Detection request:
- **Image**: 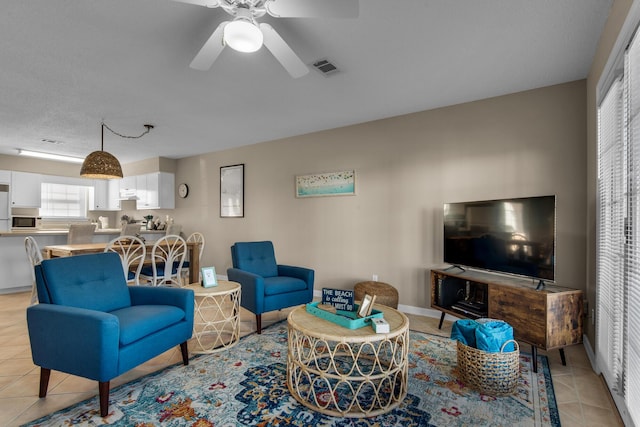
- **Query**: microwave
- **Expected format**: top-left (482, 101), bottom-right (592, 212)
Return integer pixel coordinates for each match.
top-left (12, 216), bottom-right (42, 229)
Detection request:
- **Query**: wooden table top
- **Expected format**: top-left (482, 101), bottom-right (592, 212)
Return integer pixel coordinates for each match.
top-left (287, 303), bottom-right (409, 342)
top-left (42, 240), bottom-right (202, 281)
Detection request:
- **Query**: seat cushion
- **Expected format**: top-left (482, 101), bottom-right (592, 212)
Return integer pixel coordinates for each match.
top-left (264, 276), bottom-right (307, 296)
top-left (140, 263), bottom-right (179, 277)
top-left (110, 305), bottom-right (186, 346)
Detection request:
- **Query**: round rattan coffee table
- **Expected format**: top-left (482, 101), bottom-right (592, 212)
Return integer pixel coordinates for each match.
top-left (287, 304), bottom-right (409, 418)
top-left (186, 281), bottom-right (241, 354)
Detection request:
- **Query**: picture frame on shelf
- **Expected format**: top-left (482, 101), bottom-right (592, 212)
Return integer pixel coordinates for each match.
top-left (220, 164), bottom-right (244, 218)
top-left (201, 266), bottom-right (218, 288)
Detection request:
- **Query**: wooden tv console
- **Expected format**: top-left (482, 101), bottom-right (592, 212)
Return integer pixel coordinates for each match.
top-left (430, 267), bottom-right (584, 372)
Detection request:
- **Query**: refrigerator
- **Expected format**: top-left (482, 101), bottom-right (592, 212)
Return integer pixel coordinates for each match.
top-left (0, 184), bottom-right (8, 231)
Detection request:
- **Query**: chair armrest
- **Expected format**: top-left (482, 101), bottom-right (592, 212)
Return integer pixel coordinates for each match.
top-left (26, 304), bottom-right (120, 381)
top-left (129, 286), bottom-right (194, 311)
top-left (278, 265), bottom-right (315, 288)
top-left (227, 268), bottom-right (265, 313)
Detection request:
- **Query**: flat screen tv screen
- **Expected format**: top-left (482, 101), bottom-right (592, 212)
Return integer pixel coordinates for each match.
top-left (443, 195), bottom-right (555, 281)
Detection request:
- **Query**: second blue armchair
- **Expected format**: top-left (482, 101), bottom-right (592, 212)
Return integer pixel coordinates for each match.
top-left (227, 241), bottom-right (314, 333)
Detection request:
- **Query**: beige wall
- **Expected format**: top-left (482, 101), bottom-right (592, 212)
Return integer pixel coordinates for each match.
top-left (585, 0), bottom-right (633, 346)
top-left (173, 80), bottom-right (587, 309)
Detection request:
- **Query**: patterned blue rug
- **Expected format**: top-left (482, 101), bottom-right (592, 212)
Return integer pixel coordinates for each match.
top-left (23, 322), bottom-right (559, 426)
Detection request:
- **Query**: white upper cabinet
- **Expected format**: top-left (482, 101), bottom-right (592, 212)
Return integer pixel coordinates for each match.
top-left (11, 171), bottom-right (41, 207)
top-left (136, 172), bottom-right (174, 210)
top-left (119, 176), bottom-right (136, 199)
top-left (0, 170), bottom-right (10, 184)
top-left (92, 180), bottom-right (108, 210)
top-left (91, 179), bottom-right (121, 211)
top-left (108, 179), bottom-right (121, 210)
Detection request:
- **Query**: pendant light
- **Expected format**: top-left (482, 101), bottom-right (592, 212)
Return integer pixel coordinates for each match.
top-left (80, 122), bottom-right (153, 180)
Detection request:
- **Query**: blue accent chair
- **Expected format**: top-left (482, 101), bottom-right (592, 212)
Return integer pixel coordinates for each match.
top-left (27, 252), bottom-right (194, 417)
top-left (227, 241), bottom-right (314, 334)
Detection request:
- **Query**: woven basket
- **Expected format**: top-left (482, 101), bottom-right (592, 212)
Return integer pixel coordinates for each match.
top-left (456, 339), bottom-right (520, 396)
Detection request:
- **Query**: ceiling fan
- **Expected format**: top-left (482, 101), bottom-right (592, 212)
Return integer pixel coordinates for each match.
top-left (173, 0), bottom-right (359, 78)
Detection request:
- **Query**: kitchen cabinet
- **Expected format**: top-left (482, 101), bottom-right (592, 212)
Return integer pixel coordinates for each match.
top-left (0, 170), bottom-right (10, 184)
top-left (108, 179), bottom-right (121, 210)
top-left (92, 180), bottom-right (109, 210)
top-left (11, 171), bottom-right (41, 207)
top-left (136, 172), bottom-right (174, 209)
top-left (119, 176), bottom-right (136, 200)
top-left (91, 179), bottom-right (121, 211)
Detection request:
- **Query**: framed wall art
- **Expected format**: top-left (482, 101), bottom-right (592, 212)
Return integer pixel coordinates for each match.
top-left (220, 164), bottom-right (244, 218)
top-left (295, 170), bottom-right (355, 198)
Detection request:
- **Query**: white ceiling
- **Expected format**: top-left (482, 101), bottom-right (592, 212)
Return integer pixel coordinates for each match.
top-left (0, 0), bottom-right (613, 164)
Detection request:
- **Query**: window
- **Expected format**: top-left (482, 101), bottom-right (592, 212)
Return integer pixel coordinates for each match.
top-left (40, 183), bottom-right (92, 219)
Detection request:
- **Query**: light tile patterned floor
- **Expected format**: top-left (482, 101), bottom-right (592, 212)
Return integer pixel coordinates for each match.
top-left (0, 292), bottom-right (623, 426)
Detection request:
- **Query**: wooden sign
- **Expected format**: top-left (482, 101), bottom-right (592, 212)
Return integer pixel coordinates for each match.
top-left (322, 288), bottom-right (354, 311)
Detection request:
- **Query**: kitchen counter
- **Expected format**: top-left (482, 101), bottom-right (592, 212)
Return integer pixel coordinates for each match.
top-left (0, 228), bottom-right (167, 237)
top-left (0, 228), bottom-right (167, 294)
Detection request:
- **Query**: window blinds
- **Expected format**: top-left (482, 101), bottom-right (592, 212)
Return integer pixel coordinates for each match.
top-left (597, 77), bottom-right (625, 396)
top-left (597, 27), bottom-right (640, 425)
top-left (625, 30), bottom-right (640, 424)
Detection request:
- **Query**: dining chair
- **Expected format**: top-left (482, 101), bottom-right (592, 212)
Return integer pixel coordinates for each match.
top-left (121, 223), bottom-right (141, 236)
top-left (165, 223), bottom-right (182, 237)
top-left (104, 236), bottom-right (146, 286)
top-left (24, 236), bottom-right (43, 305)
top-left (180, 232), bottom-right (205, 284)
top-left (139, 235), bottom-right (187, 287)
top-left (67, 223), bottom-right (96, 244)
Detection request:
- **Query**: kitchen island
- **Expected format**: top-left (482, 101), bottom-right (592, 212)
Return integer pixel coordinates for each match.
top-left (0, 228), bottom-right (165, 293)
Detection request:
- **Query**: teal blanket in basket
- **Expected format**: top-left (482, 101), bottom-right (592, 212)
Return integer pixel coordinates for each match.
top-left (450, 319), bottom-right (479, 347)
top-left (451, 319), bottom-right (515, 352)
top-left (476, 320), bottom-right (515, 352)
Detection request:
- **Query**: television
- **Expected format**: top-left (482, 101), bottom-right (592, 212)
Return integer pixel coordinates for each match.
top-left (443, 195), bottom-right (556, 281)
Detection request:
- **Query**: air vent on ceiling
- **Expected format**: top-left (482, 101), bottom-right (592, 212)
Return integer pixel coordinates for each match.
top-left (41, 138), bottom-right (64, 145)
top-left (312, 59), bottom-right (339, 76)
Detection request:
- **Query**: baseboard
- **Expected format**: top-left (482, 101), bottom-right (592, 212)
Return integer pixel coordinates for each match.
top-left (0, 286), bottom-right (30, 295)
top-left (312, 289), bottom-right (458, 323)
top-left (583, 334), bottom-right (597, 372)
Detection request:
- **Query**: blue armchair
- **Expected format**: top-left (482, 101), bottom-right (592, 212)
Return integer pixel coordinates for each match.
top-left (227, 241), bottom-right (314, 334)
top-left (27, 252), bottom-right (194, 417)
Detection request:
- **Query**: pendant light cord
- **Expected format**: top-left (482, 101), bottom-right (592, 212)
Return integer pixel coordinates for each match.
top-left (101, 122), bottom-right (154, 140)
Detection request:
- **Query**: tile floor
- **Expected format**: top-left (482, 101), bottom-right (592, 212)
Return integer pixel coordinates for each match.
top-left (0, 291), bottom-right (623, 426)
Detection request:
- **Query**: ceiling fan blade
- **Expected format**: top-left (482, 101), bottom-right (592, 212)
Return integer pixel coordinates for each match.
top-left (259, 23), bottom-right (309, 79)
top-left (172, 0), bottom-right (220, 7)
top-left (189, 21), bottom-right (229, 71)
top-left (266, 0), bottom-right (358, 18)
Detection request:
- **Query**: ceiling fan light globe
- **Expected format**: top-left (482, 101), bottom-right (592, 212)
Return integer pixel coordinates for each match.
top-left (224, 20), bottom-right (263, 53)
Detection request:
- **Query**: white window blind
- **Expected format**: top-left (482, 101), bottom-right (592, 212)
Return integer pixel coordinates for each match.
top-left (597, 77), bottom-right (625, 395)
top-left (625, 29), bottom-right (640, 424)
top-left (597, 27), bottom-right (640, 426)
top-left (39, 183), bottom-right (92, 218)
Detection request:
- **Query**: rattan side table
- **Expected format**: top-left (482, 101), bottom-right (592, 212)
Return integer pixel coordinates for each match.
top-left (186, 281), bottom-right (241, 354)
top-left (287, 304), bottom-right (409, 418)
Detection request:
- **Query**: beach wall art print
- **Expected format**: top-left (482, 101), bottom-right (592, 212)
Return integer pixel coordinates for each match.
top-left (295, 170), bottom-right (355, 198)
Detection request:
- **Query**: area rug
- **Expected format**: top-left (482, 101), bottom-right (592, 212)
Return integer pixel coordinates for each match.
top-left (23, 322), bottom-right (559, 427)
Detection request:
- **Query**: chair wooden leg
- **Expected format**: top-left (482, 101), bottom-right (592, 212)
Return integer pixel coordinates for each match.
top-left (99, 381), bottom-right (110, 417)
top-left (180, 342), bottom-right (189, 365)
top-left (256, 314), bottom-right (262, 334)
top-left (38, 368), bottom-right (51, 397)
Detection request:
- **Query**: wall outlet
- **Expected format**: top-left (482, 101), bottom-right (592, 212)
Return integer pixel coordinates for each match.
top-left (372, 274), bottom-right (378, 281)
